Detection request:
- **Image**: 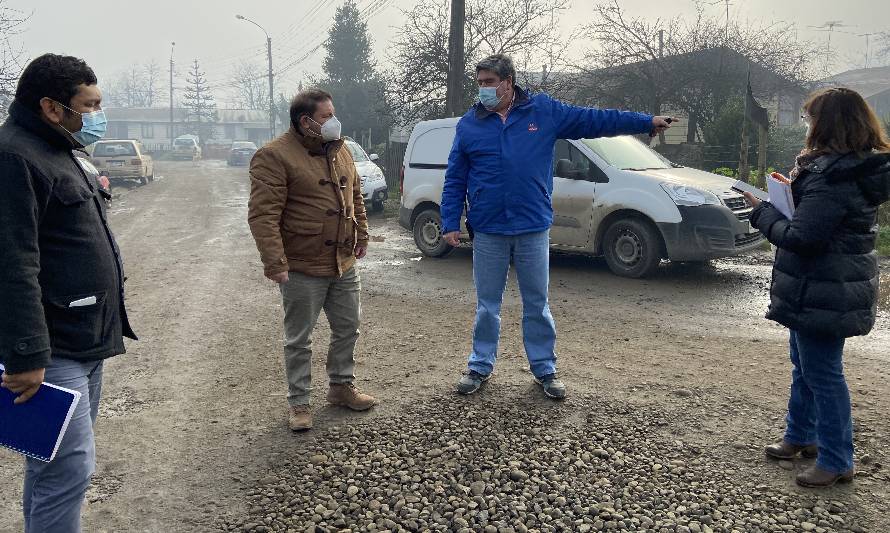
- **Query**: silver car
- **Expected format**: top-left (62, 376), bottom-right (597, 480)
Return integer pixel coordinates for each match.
top-left (345, 139), bottom-right (387, 212)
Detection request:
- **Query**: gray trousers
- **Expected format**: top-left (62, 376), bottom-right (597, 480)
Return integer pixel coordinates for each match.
top-left (279, 267), bottom-right (360, 406)
top-left (24, 358), bottom-right (103, 533)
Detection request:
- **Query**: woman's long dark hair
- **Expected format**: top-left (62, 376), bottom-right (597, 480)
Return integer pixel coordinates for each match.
top-left (804, 87), bottom-right (890, 155)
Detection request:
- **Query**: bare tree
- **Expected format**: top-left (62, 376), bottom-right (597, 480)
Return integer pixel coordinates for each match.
top-left (574, 1), bottom-right (819, 141)
top-left (143, 60), bottom-right (165, 107)
top-left (877, 31), bottom-right (890, 67)
top-left (103, 61), bottom-right (167, 108)
top-left (0, 1), bottom-right (30, 119)
top-left (229, 61), bottom-right (268, 110)
top-left (385, 0), bottom-right (571, 124)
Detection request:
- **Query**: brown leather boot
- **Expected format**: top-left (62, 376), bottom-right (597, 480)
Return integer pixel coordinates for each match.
top-left (796, 465), bottom-right (855, 488)
top-left (327, 383), bottom-right (378, 411)
top-left (764, 440), bottom-right (818, 460)
top-left (288, 405), bottom-right (312, 431)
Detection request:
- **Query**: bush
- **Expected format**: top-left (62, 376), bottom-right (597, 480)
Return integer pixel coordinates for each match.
top-left (877, 224), bottom-right (890, 257)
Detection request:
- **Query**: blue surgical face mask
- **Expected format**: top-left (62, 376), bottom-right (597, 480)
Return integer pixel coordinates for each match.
top-left (478, 80), bottom-right (507, 110)
top-left (54, 101), bottom-right (108, 147)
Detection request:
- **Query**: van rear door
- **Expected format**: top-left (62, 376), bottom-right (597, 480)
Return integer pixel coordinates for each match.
top-left (405, 126), bottom-right (456, 207)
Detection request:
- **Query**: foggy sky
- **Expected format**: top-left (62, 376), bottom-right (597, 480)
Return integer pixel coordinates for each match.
top-left (7, 0), bottom-right (888, 107)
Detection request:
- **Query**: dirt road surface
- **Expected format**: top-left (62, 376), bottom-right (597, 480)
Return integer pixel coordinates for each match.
top-left (1, 160), bottom-right (887, 532)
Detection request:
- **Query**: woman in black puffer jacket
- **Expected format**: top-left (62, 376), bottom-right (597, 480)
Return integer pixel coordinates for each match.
top-left (745, 87), bottom-right (890, 488)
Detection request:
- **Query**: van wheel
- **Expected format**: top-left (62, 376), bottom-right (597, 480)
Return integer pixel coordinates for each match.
top-left (602, 217), bottom-right (662, 278)
top-left (139, 176), bottom-right (148, 185)
top-left (413, 209), bottom-right (453, 257)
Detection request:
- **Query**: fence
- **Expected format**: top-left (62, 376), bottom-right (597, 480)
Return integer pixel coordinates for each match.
top-left (380, 142), bottom-right (408, 195)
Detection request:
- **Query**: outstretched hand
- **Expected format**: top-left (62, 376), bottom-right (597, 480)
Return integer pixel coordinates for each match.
top-left (650, 116), bottom-right (679, 137)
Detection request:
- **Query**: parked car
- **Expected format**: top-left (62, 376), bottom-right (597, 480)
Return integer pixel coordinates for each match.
top-left (75, 156), bottom-right (112, 208)
top-left (399, 117), bottom-right (765, 278)
top-left (90, 139), bottom-right (154, 185)
top-left (227, 141), bottom-right (258, 166)
top-left (345, 138), bottom-right (387, 212)
top-left (171, 135), bottom-right (202, 161)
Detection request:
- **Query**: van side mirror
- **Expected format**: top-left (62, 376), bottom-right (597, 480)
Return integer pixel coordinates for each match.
top-left (369, 153), bottom-right (379, 162)
top-left (587, 164), bottom-right (609, 183)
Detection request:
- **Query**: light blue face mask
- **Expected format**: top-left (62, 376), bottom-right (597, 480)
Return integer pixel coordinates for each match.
top-left (478, 80), bottom-right (507, 110)
top-left (54, 101), bottom-right (108, 147)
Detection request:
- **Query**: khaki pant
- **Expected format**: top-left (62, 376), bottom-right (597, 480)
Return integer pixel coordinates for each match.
top-left (279, 267), bottom-right (360, 406)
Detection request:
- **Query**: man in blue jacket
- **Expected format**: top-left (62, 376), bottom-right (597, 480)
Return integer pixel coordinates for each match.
top-left (443, 54), bottom-right (674, 399)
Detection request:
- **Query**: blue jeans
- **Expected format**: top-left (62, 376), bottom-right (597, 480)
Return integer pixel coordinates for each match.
top-left (784, 330), bottom-right (853, 473)
top-left (23, 358), bottom-right (103, 533)
top-left (468, 230), bottom-right (557, 378)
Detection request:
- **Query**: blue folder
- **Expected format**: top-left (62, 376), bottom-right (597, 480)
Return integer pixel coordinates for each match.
top-left (0, 364), bottom-right (82, 462)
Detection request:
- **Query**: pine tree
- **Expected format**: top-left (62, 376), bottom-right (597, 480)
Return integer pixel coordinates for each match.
top-left (318, 0), bottom-right (391, 147)
top-left (182, 59), bottom-right (217, 143)
top-left (322, 0), bottom-right (374, 85)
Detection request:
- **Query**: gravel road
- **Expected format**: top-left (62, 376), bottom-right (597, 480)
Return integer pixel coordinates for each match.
top-left (1, 160), bottom-right (887, 532)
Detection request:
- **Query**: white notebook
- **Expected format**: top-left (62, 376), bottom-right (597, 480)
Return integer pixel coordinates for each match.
top-left (766, 176), bottom-right (795, 219)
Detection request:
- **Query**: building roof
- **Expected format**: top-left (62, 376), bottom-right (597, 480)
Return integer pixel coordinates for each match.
top-left (818, 65), bottom-right (890, 99)
top-left (583, 47), bottom-right (807, 97)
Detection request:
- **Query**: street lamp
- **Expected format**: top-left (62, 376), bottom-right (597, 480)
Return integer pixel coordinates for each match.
top-left (236, 14), bottom-right (275, 143)
top-left (169, 41), bottom-right (175, 149)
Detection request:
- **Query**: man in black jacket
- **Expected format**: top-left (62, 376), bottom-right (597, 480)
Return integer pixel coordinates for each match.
top-left (0, 54), bottom-right (136, 532)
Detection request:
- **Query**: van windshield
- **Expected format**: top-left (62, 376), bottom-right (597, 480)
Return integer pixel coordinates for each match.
top-left (174, 139), bottom-right (194, 147)
top-left (581, 136), bottom-right (673, 171)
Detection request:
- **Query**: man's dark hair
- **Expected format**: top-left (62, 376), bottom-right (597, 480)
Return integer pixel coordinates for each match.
top-left (475, 54), bottom-right (516, 82)
top-left (15, 53), bottom-right (98, 112)
top-left (289, 89), bottom-right (333, 129)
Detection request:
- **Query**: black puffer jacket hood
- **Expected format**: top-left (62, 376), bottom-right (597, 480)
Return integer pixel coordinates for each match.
top-left (817, 151), bottom-right (890, 207)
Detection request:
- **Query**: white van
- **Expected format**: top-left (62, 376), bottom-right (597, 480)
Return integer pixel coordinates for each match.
top-left (399, 117), bottom-right (765, 278)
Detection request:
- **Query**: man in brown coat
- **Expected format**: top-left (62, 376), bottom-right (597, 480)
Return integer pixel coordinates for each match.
top-left (247, 88), bottom-right (377, 431)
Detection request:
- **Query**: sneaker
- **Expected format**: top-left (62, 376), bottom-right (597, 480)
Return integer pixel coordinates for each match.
top-left (327, 383), bottom-right (378, 411)
top-left (288, 405), bottom-right (312, 431)
top-left (456, 370), bottom-right (491, 395)
top-left (534, 373), bottom-right (566, 399)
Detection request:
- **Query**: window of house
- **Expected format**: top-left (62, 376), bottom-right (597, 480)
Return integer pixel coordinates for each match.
top-left (141, 123), bottom-right (154, 139)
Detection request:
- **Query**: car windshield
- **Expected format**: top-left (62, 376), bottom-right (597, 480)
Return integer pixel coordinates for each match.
top-left (232, 142), bottom-right (256, 150)
top-left (94, 142), bottom-right (137, 157)
top-left (581, 136), bottom-right (673, 171)
top-left (174, 139), bottom-right (194, 147)
top-left (345, 141), bottom-right (369, 162)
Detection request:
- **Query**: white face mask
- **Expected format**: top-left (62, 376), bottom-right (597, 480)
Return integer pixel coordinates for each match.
top-left (308, 116), bottom-right (342, 142)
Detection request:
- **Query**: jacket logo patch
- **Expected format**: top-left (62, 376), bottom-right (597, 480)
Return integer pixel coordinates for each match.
top-left (528, 123), bottom-right (538, 132)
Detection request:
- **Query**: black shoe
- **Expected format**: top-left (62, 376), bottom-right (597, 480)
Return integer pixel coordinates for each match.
top-left (456, 370), bottom-right (490, 395)
top-left (534, 373), bottom-right (566, 399)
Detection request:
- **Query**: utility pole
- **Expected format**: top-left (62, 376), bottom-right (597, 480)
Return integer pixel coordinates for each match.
top-left (266, 35), bottom-right (275, 140)
top-left (738, 69), bottom-right (751, 181)
top-left (237, 14), bottom-right (275, 143)
top-left (169, 42), bottom-right (175, 149)
top-left (859, 32), bottom-right (878, 69)
top-left (656, 29), bottom-right (666, 146)
top-left (445, 0), bottom-right (465, 118)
